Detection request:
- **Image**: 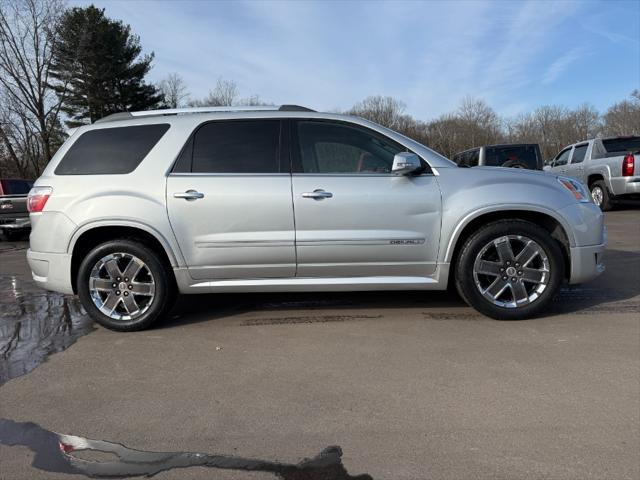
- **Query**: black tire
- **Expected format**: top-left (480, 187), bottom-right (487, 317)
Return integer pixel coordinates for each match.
top-left (77, 239), bottom-right (175, 331)
top-left (590, 180), bottom-right (613, 211)
top-left (455, 220), bottom-right (564, 320)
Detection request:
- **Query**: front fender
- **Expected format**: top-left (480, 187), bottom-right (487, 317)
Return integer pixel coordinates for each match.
top-left (435, 167), bottom-right (580, 263)
top-left (442, 203), bottom-right (578, 263)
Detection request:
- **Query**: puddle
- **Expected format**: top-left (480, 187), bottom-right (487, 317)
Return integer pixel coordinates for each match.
top-left (0, 275), bottom-right (95, 386)
top-left (0, 419), bottom-right (373, 479)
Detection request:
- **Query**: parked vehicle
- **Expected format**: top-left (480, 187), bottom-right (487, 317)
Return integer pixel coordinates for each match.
top-left (0, 178), bottom-right (33, 240)
top-left (545, 136), bottom-right (640, 211)
top-left (452, 144), bottom-right (543, 170)
top-left (27, 106), bottom-right (605, 331)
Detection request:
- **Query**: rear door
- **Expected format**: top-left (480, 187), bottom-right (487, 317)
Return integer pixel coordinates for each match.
top-left (290, 119), bottom-right (441, 278)
top-left (166, 119), bottom-right (296, 280)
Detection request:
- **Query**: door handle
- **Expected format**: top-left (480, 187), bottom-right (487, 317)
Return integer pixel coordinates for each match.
top-left (302, 189), bottom-right (333, 200)
top-left (174, 190), bottom-right (204, 200)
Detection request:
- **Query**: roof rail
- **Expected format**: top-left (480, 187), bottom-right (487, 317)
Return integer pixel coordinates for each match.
top-left (95, 104), bottom-right (315, 123)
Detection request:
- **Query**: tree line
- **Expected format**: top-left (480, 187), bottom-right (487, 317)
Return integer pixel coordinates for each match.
top-left (1, 0), bottom-right (639, 179)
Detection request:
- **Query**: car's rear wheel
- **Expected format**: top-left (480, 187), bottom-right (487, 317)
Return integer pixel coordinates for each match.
top-left (590, 180), bottom-right (613, 211)
top-left (77, 239), bottom-right (175, 331)
top-left (455, 220), bottom-right (564, 320)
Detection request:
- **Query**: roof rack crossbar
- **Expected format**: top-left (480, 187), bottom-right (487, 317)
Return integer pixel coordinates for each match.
top-left (95, 105), bottom-right (316, 123)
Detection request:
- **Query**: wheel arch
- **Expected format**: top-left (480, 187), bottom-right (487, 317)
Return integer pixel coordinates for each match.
top-left (445, 207), bottom-right (573, 282)
top-left (69, 222), bottom-right (179, 294)
top-left (587, 173), bottom-right (605, 188)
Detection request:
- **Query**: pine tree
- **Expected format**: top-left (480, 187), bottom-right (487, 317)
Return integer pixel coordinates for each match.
top-left (50, 5), bottom-right (162, 126)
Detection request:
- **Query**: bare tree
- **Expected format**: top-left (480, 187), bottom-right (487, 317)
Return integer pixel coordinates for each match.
top-left (158, 72), bottom-right (189, 109)
top-left (603, 90), bottom-right (640, 136)
top-left (0, 0), bottom-right (66, 175)
top-left (349, 95), bottom-right (407, 130)
top-left (189, 78), bottom-right (239, 107)
top-left (456, 97), bottom-right (503, 147)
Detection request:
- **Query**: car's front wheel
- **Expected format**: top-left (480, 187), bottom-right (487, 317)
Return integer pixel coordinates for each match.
top-left (77, 239), bottom-right (175, 331)
top-left (455, 220), bottom-right (564, 320)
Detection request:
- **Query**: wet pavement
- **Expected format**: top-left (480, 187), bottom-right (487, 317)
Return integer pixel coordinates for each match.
top-left (0, 274), bottom-right (94, 386)
top-left (0, 209), bottom-right (639, 479)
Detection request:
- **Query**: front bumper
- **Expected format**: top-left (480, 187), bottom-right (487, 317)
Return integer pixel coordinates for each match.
top-left (26, 249), bottom-right (74, 295)
top-left (568, 233), bottom-right (606, 284)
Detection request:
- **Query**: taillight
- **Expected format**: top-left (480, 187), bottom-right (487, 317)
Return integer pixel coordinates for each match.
top-left (27, 186), bottom-right (52, 212)
top-left (622, 154), bottom-right (635, 176)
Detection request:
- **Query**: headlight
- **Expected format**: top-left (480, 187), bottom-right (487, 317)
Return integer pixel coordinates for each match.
top-left (557, 176), bottom-right (592, 203)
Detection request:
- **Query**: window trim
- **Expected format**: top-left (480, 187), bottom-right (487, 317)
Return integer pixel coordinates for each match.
top-left (168, 118), bottom-right (285, 176)
top-left (289, 118), bottom-right (431, 176)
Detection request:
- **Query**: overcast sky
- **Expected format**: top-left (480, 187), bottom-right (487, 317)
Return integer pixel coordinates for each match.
top-left (70, 0), bottom-right (639, 119)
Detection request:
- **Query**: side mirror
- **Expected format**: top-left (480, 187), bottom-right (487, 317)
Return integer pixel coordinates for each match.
top-left (392, 152), bottom-right (422, 175)
top-left (543, 165), bottom-right (552, 172)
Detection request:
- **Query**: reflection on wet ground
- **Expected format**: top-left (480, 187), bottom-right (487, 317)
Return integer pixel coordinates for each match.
top-left (0, 419), bottom-right (373, 480)
top-left (0, 275), bottom-right (94, 386)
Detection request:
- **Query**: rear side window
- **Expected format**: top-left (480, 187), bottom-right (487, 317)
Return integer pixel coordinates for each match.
top-left (571, 144), bottom-right (588, 164)
top-left (0, 179), bottom-right (33, 195)
top-left (601, 137), bottom-right (640, 154)
top-left (485, 145), bottom-right (539, 169)
top-left (55, 124), bottom-right (170, 175)
top-left (182, 120), bottom-right (281, 174)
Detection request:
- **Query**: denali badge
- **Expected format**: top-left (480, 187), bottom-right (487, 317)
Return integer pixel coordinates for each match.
top-left (390, 239), bottom-right (424, 245)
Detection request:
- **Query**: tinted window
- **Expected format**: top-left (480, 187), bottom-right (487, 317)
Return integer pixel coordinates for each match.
top-left (468, 149), bottom-right (479, 166)
top-left (553, 148), bottom-right (572, 167)
top-left (571, 144), bottom-right (588, 164)
top-left (189, 120), bottom-right (280, 173)
top-left (1, 179), bottom-right (33, 195)
top-left (55, 124), bottom-right (170, 175)
top-left (485, 145), bottom-right (539, 169)
top-left (294, 120), bottom-right (404, 174)
top-left (602, 137), bottom-right (640, 154)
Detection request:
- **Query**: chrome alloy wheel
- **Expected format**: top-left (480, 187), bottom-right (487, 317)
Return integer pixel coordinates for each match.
top-left (591, 185), bottom-right (604, 207)
top-left (472, 235), bottom-right (550, 308)
top-left (89, 253), bottom-right (155, 321)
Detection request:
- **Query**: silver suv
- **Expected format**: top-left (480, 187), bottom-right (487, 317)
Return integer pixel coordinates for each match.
top-left (27, 106), bottom-right (606, 331)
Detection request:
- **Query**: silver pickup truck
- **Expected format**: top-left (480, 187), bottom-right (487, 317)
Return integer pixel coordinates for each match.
top-left (545, 136), bottom-right (640, 210)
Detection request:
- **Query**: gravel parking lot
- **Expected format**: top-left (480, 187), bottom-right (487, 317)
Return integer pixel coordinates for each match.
top-left (0, 209), bottom-right (638, 480)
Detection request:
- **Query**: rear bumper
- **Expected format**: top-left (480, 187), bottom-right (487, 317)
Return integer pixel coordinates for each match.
top-left (569, 239), bottom-right (606, 284)
top-left (0, 217), bottom-right (30, 231)
top-left (26, 249), bottom-right (74, 295)
top-left (610, 176), bottom-right (640, 197)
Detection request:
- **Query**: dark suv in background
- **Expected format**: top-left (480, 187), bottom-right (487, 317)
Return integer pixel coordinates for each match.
top-left (452, 144), bottom-right (543, 170)
top-left (0, 178), bottom-right (33, 240)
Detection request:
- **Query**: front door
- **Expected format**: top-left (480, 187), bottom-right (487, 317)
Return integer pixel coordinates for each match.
top-left (166, 119), bottom-right (295, 280)
top-left (290, 119), bottom-right (442, 278)
top-left (549, 146), bottom-right (573, 175)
